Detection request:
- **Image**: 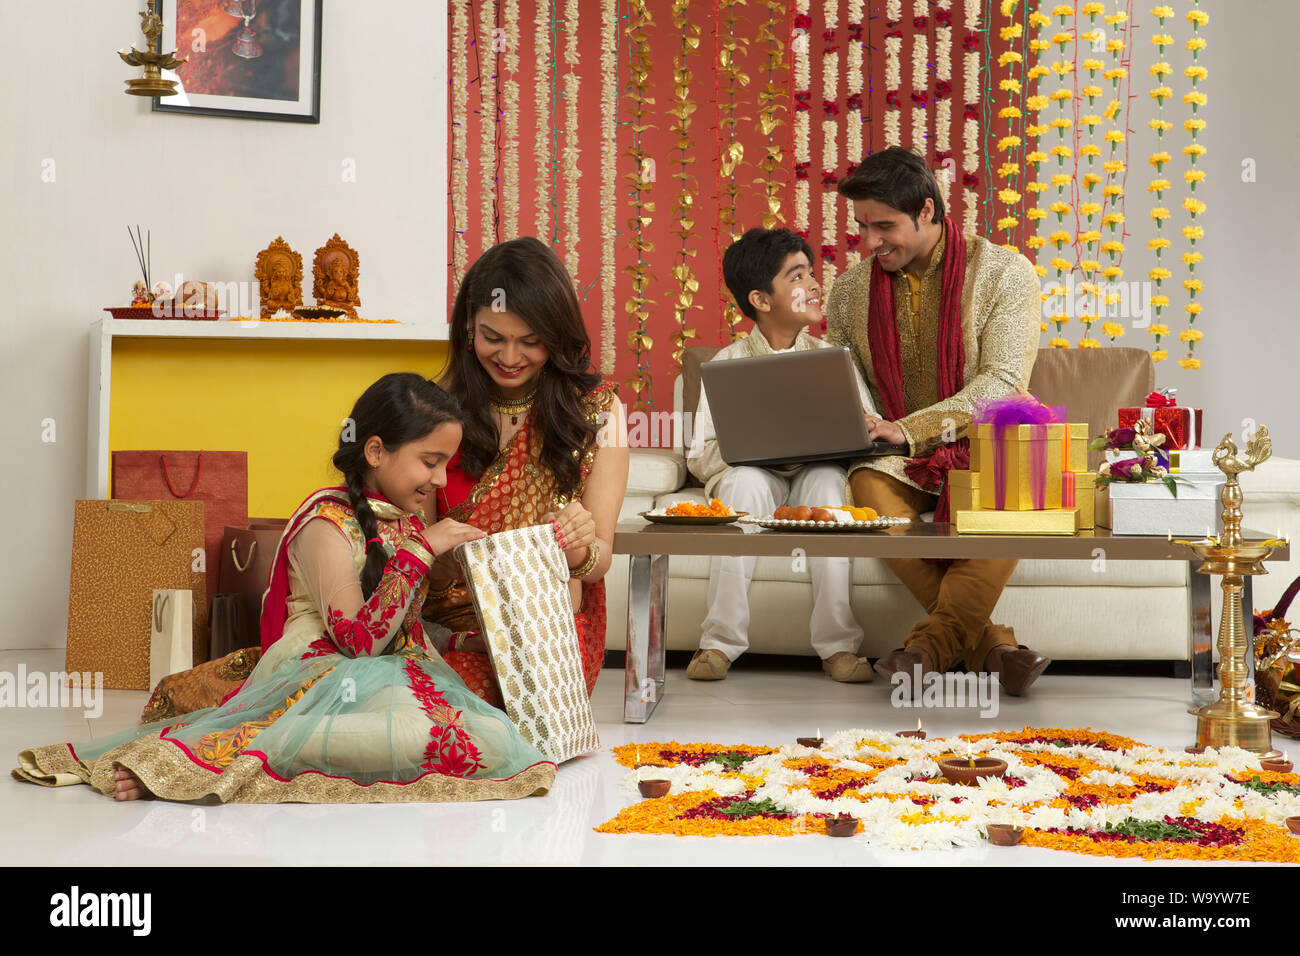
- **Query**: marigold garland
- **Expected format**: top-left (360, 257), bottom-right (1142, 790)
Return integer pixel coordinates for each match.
top-left (821, 0), bottom-right (841, 296)
top-left (533, 0), bottom-right (553, 243)
top-left (1179, 0), bottom-right (1206, 370)
top-left (1147, 4), bottom-right (1173, 362)
top-left (598, 727), bottom-right (1300, 861)
top-left (844, 0), bottom-right (866, 268)
top-left (500, 0), bottom-right (521, 240)
top-left (884, 0), bottom-right (902, 148)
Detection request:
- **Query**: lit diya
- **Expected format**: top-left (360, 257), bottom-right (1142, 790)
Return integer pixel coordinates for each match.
top-left (938, 745), bottom-right (1007, 785)
top-left (898, 718), bottom-right (926, 740)
top-left (797, 728), bottom-right (825, 749)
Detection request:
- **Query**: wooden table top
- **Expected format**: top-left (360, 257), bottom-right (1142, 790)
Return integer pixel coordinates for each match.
top-left (613, 519), bottom-right (1291, 562)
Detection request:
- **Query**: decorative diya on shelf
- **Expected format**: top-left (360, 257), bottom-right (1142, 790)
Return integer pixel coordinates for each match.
top-left (1174, 426), bottom-right (1289, 759)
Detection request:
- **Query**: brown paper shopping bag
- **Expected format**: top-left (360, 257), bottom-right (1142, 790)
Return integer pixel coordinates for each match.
top-left (66, 500), bottom-right (207, 689)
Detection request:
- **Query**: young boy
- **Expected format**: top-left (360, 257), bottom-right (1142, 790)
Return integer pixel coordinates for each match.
top-left (685, 228), bottom-right (877, 682)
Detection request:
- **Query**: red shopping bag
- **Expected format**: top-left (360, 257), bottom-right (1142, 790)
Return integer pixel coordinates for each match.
top-left (111, 451), bottom-right (248, 585)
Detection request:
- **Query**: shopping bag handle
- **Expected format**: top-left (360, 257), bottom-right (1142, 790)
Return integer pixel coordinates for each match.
top-left (153, 592), bottom-right (170, 632)
top-left (161, 452), bottom-right (203, 498)
top-left (230, 537), bottom-right (257, 573)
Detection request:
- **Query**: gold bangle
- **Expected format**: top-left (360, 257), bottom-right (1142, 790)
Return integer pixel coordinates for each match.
top-left (569, 542), bottom-right (600, 579)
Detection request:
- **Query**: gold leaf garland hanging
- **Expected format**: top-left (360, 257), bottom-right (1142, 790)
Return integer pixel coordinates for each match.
top-left (533, 0), bottom-right (552, 242)
top-left (479, 0), bottom-right (498, 246)
top-left (624, 0), bottom-right (656, 410)
top-left (669, 0), bottom-right (702, 372)
top-left (754, 1), bottom-right (790, 234)
top-left (717, 0), bottom-right (751, 342)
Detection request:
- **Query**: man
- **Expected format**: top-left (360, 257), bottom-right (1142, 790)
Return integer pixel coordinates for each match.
top-left (685, 227), bottom-right (876, 682)
top-left (824, 146), bottom-right (1050, 695)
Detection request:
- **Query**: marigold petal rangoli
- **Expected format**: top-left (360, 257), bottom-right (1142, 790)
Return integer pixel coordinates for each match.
top-left (597, 727), bottom-right (1300, 862)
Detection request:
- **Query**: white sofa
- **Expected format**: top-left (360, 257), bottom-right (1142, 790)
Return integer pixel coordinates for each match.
top-left (603, 347), bottom-right (1300, 663)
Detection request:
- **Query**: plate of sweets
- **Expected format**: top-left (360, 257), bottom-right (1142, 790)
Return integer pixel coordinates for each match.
top-left (640, 499), bottom-right (747, 526)
top-left (739, 506), bottom-right (911, 532)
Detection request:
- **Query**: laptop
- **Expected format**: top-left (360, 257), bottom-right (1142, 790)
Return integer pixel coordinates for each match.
top-left (699, 348), bottom-right (910, 468)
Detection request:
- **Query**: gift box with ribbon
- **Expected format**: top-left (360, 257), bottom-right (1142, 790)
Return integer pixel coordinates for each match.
top-left (1117, 388), bottom-right (1203, 451)
top-left (948, 469), bottom-right (980, 513)
top-left (970, 395), bottom-right (1089, 512)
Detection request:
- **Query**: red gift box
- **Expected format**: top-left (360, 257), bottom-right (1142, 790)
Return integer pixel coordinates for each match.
top-left (1117, 390), bottom-right (1202, 450)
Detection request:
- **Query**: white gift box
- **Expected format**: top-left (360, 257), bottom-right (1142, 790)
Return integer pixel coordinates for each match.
top-left (1098, 474), bottom-right (1224, 536)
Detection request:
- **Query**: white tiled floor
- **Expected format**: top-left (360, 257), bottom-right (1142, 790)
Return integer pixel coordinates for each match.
top-left (0, 648), bottom-right (1276, 867)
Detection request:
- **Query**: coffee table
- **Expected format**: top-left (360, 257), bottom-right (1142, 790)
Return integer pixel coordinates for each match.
top-left (613, 520), bottom-right (1290, 723)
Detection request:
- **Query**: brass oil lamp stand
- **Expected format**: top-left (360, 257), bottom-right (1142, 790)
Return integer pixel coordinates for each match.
top-left (117, 0), bottom-right (187, 97)
top-left (1178, 426), bottom-right (1287, 757)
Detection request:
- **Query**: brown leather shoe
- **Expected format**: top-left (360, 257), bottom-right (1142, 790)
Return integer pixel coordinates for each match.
top-left (987, 644), bottom-right (1050, 696)
top-left (685, 648), bottom-right (730, 681)
top-left (873, 647), bottom-right (934, 683)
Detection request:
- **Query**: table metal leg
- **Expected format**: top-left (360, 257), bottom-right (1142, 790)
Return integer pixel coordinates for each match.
top-left (624, 553), bottom-right (669, 723)
top-left (1189, 562), bottom-right (1215, 706)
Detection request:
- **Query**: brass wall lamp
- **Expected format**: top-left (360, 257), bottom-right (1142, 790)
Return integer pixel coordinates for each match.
top-left (117, 0), bottom-right (187, 97)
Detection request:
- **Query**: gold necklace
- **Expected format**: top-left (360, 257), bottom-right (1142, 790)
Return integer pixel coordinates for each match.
top-left (489, 388), bottom-right (537, 426)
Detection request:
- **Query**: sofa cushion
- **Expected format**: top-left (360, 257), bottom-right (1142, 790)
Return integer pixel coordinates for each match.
top-left (627, 448), bottom-right (688, 496)
top-left (682, 344), bottom-right (724, 418)
top-left (1027, 346), bottom-right (1153, 471)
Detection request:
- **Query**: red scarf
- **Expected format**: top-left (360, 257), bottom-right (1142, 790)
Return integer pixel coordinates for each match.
top-left (866, 216), bottom-right (969, 522)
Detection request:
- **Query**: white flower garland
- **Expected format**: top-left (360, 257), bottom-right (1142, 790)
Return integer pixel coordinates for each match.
top-left (451, 1), bottom-right (470, 288)
top-left (845, 0), bottom-right (864, 269)
top-left (935, 0), bottom-right (953, 211)
top-left (911, 0), bottom-right (928, 153)
top-left (962, 0), bottom-right (980, 234)
top-left (501, 0), bottom-right (520, 240)
top-left (599, 0), bottom-right (617, 375)
top-left (533, 0), bottom-right (552, 242)
top-left (620, 730), bottom-right (1300, 852)
top-left (822, 0), bottom-right (838, 292)
top-left (884, 0), bottom-right (901, 148)
top-left (794, 0), bottom-right (811, 236)
top-left (562, 0), bottom-right (580, 282)
top-left (479, 0), bottom-right (497, 246)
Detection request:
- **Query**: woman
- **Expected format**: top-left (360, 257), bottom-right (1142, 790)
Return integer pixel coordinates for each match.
top-left (426, 237), bottom-right (629, 704)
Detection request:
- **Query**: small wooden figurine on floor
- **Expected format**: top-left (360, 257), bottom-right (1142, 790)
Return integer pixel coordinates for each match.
top-left (312, 234), bottom-right (360, 317)
top-left (255, 237), bottom-right (304, 318)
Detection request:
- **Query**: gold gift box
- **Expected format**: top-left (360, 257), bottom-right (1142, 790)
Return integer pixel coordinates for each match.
top-left (1061, 471), bottom-right (1098, 530)
top-left (976, 423), bottom-right (1066, 511)
top-left (955, 507), bottom-right (1079, 535)
top-left (948, 469), bottom-right (980, 512)
top-left (1064, 423), bottom-right (1089, 473)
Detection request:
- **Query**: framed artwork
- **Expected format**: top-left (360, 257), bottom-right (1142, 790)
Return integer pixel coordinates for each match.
top-left (152, 0), bottom-right (322, 123)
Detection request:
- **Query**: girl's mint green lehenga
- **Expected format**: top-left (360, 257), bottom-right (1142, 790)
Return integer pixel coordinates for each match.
top-left (13, 488), bottom-right (555, 802)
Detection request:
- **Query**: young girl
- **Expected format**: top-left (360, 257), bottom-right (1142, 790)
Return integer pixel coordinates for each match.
top-left (15, 374), bottom-right (556, 803)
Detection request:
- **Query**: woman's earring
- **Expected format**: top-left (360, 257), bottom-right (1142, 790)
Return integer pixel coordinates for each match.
top-left (466, 327), bottom-right (475, 352)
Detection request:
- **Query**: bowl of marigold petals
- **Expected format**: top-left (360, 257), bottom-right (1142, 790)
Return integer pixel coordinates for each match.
top-left (641, 499), bottom-right (746, 526)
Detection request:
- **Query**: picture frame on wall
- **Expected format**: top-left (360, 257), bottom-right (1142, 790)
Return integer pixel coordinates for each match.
top-left (152, 0), bottom-right (322, 123)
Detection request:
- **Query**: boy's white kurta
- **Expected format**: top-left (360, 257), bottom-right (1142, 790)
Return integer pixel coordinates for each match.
top-left (685, 327), bottom-right (879, 663)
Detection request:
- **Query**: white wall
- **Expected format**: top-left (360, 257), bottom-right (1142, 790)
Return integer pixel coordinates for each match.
top-left (1, 1), bottom-right (1296, 651)
top-left (0, 0), bottom-right (446, 649)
